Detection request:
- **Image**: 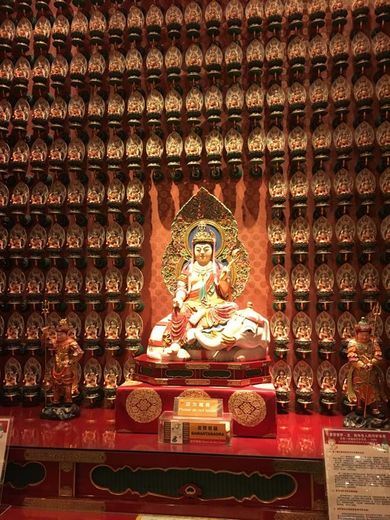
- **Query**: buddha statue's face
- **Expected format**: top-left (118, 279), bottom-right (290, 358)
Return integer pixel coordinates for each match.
top-left (194, 242), bottom-right (213, 266)
top-left (357, 329), bottom-right (370, 342)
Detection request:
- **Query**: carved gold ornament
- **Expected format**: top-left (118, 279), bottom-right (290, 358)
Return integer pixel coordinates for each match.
top-left (179, 389), bottom-right (210, 400)
top-left (228, 391), bottom-right (266, 427)
top-left (126, 389), bottom-right (162, 424)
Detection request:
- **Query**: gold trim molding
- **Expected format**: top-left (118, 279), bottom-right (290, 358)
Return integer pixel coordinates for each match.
top-left (24, 498), bottom-right (105, 511)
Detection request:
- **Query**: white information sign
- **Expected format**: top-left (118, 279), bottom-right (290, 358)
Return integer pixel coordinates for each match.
top-left (0, 418), bottom-right (12, 484)
top-left (323, 428), bottom-right (390, 520)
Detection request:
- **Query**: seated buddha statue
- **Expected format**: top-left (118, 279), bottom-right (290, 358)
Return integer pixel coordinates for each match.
top-left (166, 223), bottom-right (238, 353)
top-left (147, 212), bottom-right (269, 363)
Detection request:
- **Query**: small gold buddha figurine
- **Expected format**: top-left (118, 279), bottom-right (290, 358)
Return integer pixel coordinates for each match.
top-left (274, 369), bottom-right (290, 393)
top-left (4, 367), bottom-right (18, 387)
top-left (318, 322), bottom-right (334, 343)
top-left (6, 322), bottom-right (22, 340)
top-left (104, 370), bottom-right (118, 390)
top-left (362, 271), bottom-right (378, 293)
top-left (26, 325), bottom-right (40, 341)
top-left (341, 322), bottom-right (354, 341)
top-left (345, 317), bottom-right (388, 427)
top-left (46, 278), bottom-right (61, 295)
top-left (126, 320), bottom-right (140, 339)
top-left (84, 370), bottom-right (99, 388)
top-left (126, 275), bottom-right (141, 294)
top-left (295, 322), bottom-right (311, 341)
top-left (274, 320), bottom-right (288, 341)
top-left (320, 371), bottom-right (337, 394)
top-left (297, 374), bottom-right (312, 393)
top-left (85, 278), bottom-right (99, 294)
top-left (84, 322), bottom-right (99, 340)
top-left (24, 368), bottom-right (38, 387)
top-left (105, 320), bottom-right (120, 340)
top-left (339, 271), bottom-right (354, 291)
top-left (8, 276), bottom-right (23, 294)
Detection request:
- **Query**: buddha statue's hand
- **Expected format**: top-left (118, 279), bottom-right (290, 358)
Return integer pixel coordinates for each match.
top-left (219, 265), bottom-right (230, 280)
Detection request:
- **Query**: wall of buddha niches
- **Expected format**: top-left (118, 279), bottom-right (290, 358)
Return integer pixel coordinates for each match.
top-left (0, 0), bottom-right (389, 411)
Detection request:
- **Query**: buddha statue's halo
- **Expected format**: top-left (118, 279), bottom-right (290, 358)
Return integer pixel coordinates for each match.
top-left (161, 187), bottom-right (250, 298)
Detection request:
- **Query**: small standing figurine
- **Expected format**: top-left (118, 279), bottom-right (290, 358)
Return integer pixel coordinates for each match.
top-left (273, 369), bottom-right (291, 408)
top-left (345, 316), bottom-right (388, 428)
top-left (319, 370), bottom-right (337, 410)
top-left (41, 319), bottom-right (84, 420)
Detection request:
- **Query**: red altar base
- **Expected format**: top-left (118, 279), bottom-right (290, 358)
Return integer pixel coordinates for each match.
top-left (115, 381), bottom-right (277, 438)
top-left (135, 355), bottom-right (272, 386)
top-left (0, 505), bottom-right (140, 519)
top-left (0, 405), bottom-right (342, 520)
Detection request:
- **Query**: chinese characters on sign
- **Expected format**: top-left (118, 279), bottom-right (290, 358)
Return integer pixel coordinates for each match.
top-left (323, 429), bottom-right (390, 520)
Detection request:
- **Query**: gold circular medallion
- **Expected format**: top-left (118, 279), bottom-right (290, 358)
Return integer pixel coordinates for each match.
top-left (125, 389), bottom-right (162, 423)
top-left (228, 391), bottom-right (266, 427)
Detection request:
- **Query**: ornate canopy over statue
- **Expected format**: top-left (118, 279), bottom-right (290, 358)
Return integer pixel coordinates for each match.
top-left (146, 188), bottom-right (270, 364)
